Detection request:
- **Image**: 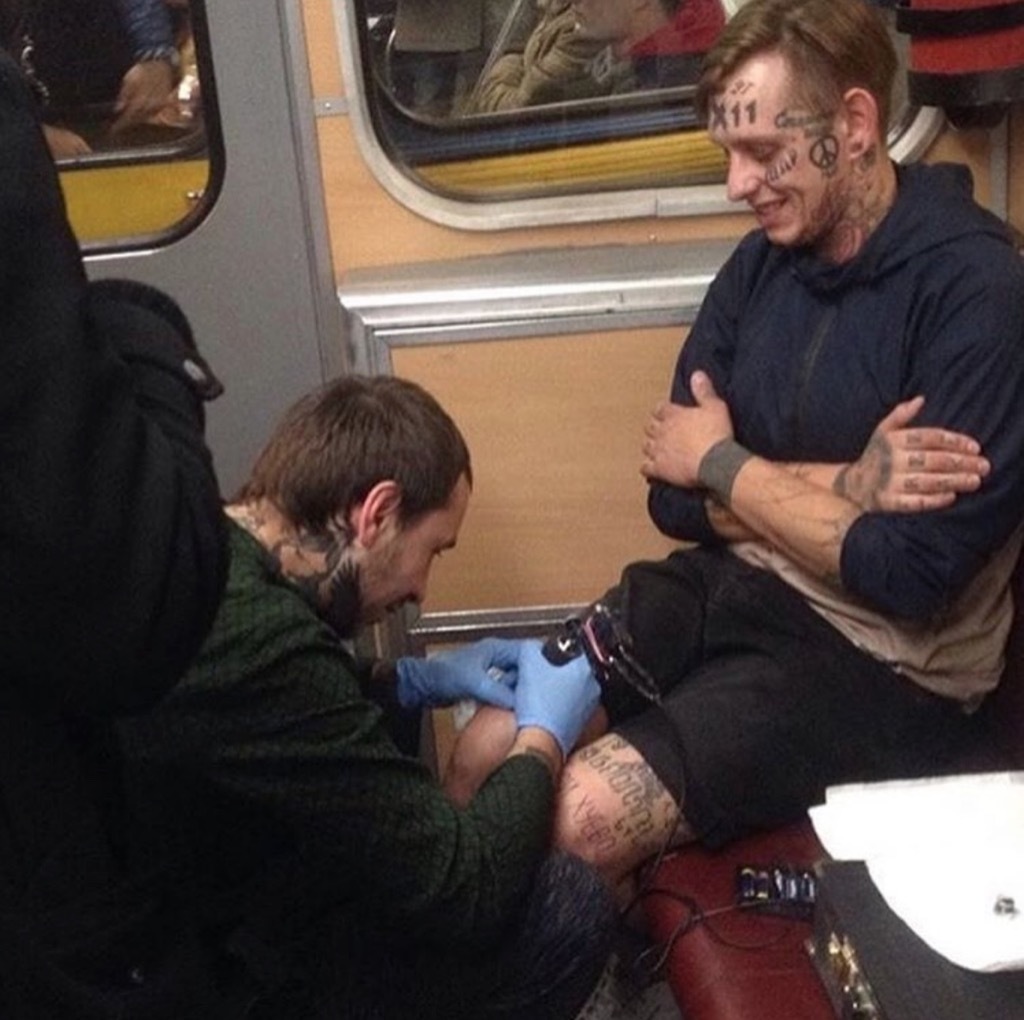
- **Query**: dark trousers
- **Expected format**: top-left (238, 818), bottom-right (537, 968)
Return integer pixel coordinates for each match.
top-left (602, 548), bottom-right (980, 847)
top-left (238, 852), bottom-right (616, 1020)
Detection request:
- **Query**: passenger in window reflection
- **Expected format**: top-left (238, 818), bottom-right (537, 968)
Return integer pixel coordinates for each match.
top-left (463, 0), bottom-right (724, 113)
top-left (573, 0), bottom-right (725, 90)
top-left (0, 0), bottom-right (183, 158)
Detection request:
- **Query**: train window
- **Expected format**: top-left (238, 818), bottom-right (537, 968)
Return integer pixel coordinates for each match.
top-left (340, 0), bottom-right (943, 227)
top-left (2, 0), bottom-right (220, 251)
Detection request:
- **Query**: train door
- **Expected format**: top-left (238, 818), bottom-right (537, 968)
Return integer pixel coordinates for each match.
top-left (61, 0), bottom-right (344, 493)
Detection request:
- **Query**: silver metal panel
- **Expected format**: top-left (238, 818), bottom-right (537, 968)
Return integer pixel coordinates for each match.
top-left (85, 0), bottom-right (344, 495)
top-left (406, 605), bottom-right (585, 654)
top-left (339, 239), bottom-right (734, 374)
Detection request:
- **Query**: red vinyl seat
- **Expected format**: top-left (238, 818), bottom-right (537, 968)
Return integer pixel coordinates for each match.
top-left (642, 822), bottom-right (832, 1020)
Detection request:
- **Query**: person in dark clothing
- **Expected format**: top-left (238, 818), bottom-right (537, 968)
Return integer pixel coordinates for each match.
top-left (116, 374), bottom-right (616, 1020)
top-left (0, 46), bottom-right (230, 1018)
top-left (445, 0), bottom-right (1024, 896)
top-left (0, 48), bottom-right (224, 718)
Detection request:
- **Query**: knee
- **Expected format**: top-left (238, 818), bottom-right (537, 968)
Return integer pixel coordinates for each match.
top-left (442, 705), bottom-right (517, 807)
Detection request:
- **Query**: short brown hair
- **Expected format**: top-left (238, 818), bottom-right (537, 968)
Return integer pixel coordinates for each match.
top-left (696, 0), bottom-right (896, 131)
top-left (236, 374), bottom-right (472, 531)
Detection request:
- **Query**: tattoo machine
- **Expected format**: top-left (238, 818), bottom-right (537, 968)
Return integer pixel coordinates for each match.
top-left (541, 602), bottom-right (662, 706)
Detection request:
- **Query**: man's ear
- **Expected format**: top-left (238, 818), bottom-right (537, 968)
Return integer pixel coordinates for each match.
top-left (347, 480), bottom-right (402, 547)
top-left (841, 87), bottom-right (881, 161)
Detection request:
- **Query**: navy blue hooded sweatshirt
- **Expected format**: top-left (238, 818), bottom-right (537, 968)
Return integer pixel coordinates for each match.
top-left (649, 162), bottom-right (1024, 625)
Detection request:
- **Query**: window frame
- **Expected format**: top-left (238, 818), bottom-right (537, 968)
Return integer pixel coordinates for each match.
top-left (336, 0), bottom-right (945, 231)
top-left (50, 0), bottom-right (224, 255)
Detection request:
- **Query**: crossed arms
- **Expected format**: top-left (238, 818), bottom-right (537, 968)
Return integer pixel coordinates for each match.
top-left (641, 374), bottom-right (989, 590)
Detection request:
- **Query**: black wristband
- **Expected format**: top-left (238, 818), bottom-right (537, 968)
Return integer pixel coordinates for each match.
top-left (697, 438), bottom-right (752, 504)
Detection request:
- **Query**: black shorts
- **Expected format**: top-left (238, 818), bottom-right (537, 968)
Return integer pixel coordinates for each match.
top-left (600, 547), bottom-right (976, 848)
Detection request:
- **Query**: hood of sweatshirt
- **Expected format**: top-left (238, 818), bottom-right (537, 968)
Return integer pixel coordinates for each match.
top-left (787, 161), bottom-right (1016, 296)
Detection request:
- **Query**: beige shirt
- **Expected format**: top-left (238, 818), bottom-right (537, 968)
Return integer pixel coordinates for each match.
top-left (730, 523), bottom-right (1024, 705)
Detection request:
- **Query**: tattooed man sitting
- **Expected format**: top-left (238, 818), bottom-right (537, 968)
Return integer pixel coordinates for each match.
top-left (444, 0), bottom-right (1024, 900)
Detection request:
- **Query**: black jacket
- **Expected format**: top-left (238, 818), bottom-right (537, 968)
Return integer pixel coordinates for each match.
top-left (0, 51), bottom-right (227, 716)
top-left (0, 50), bottom-right (229, 1018)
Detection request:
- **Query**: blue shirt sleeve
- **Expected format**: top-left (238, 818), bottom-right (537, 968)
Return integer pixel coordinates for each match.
top-left (116, 0), bottom-right (176, 59)
top-left (841, 247), bottom-right (1024, 620)
top-left (647, 239), bottom-right (755, 545)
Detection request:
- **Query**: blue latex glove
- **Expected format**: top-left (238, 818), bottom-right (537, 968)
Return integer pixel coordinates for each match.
top-left (395, 637), bottom-right (524, 710)
top-left (514, 640), bottom-right (600, 758)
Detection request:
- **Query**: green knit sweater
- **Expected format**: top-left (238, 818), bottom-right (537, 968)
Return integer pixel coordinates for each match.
top-left (118, 522), bottom-right (555, 956)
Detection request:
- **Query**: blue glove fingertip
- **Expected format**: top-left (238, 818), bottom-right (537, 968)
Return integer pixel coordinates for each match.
top-left (480, 680), bottom-right (516, 710)
top-left (394, 656), bottom-right (425, 710)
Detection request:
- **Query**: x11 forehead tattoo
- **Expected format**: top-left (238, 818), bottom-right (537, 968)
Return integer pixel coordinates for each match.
top-left (711, 77), bottom-right (760, 132)
top-left (711, 97), bottom-right (758, 132)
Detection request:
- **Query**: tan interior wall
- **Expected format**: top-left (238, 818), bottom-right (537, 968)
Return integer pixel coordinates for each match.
top-left (392, 330), bottom-right (683, 614)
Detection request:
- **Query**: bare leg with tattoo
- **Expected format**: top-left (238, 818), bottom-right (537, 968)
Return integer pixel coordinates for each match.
top-left (553, 733), bottom-right (695, 896)
top-left (445, 707), bottom-right (691, 907)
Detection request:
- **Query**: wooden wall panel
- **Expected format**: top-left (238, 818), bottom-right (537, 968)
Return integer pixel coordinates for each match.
top-left (314, 118), bottom-right (752, 274)
top-left (302, 0), bottom-right (342, 98)
top-left (392, 329), bottom-right (684, 613)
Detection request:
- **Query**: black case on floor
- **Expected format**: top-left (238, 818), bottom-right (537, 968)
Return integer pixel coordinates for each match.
top-left (808, 860), bottom-right (1024, 1020)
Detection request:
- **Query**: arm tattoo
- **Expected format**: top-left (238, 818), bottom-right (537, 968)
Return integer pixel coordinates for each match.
top-left (833, 435), bottom-right (893, 510)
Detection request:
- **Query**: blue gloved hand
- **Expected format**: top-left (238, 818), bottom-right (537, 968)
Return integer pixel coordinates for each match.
top-left (395, 637), bottom-right (524, 710)
top-left (514, 640), bottom-right (601, 758)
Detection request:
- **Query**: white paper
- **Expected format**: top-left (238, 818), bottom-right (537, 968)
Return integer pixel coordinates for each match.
top-left (809, 771), bottom-right (1024, 972)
